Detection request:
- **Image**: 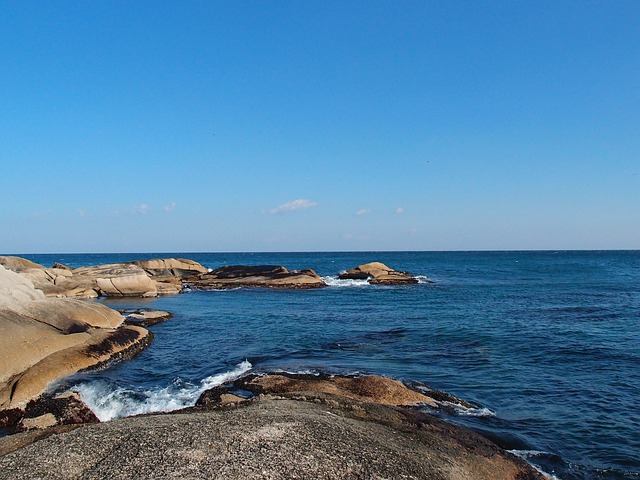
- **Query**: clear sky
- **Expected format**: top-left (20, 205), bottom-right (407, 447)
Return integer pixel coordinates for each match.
top-left (1, 1), bottom-right (638, 253)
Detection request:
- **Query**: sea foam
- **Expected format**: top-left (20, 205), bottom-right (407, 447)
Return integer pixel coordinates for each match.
top-left (74, 360), bottom-right (252, 422)
top-left (322, 276), bottom-right (371, 287)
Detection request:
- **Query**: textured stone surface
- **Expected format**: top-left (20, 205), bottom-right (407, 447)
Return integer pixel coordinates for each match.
top-left (0, 396), bottom-right (545, 480)
top-left (339, 262), bottom-right (419, 285)
top-left (189, 265), bottom-right (327, 290)
top-left (0, 265), bottom-right (151, 413)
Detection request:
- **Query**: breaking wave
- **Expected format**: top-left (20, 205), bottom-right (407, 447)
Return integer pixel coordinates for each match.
top-left (322, 275), bottom-right (371, 287)
top-left (74, 360), bottom-right (252, 422)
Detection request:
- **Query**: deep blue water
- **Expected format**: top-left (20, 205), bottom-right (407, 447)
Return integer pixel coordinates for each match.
top-left (21, 251), bottom-right (640, 480)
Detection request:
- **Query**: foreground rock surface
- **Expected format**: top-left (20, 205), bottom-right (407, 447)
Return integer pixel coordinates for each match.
top-left (188, 265), bottom-right (327, 290)
top-left (0, 394), bottom-right (544, 480)
top-left (339, 261), bottom-right (419, 285)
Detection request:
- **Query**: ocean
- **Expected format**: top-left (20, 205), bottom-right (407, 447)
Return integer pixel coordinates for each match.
top-left (17, 251), bottom-right (640, 480)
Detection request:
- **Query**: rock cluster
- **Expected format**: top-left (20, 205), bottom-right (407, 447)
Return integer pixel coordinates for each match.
top-left (187, 265), bottom-right (327, 290)
top-left (0, 380), bottom-right (545, 480)
top-left (339, 261), bottom-right (419, 285)
top-left (0, 256), bottom-right (208, 299)
top-left (0, 264), bottom-right (151, 427)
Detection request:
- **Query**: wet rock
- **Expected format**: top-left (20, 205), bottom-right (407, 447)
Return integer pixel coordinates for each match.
top-left (339, 262), bottom-right (419, 285)
top-left (15, 392), bottom-right (98, 433)
top-left (0, 265), bottom-right (152, 414)
top-left (189, 265), bottom-right (327, 290)
top-left (122, 309), bottom-right (173, 327)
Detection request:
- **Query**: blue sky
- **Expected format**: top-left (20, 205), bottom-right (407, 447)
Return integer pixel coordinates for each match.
top-left (1, 1), bottom-right (638, 253)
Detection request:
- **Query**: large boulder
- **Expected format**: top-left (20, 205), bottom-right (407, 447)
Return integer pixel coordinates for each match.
top-left (131, 258), bottom-right (208, 279)
top-left (0, 395), bottom-right (545, 480)
top-left (189, 265), bottom-right (327, 290)
top-left (0, 256), bottom-right (45, 270)
top-left (338, 262), bottom-right (418, 285)
top-left (0, 265), bottom-right (151, 416)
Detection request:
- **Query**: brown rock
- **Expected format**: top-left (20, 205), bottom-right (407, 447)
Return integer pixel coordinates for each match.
top-left (122, 309), bottom-right (173, 327)
top-left (190, 265), bottom-right (326, 290)
top-left (15, 392), bottom-right (99, 432)
top-left (0, 256), bottom-right (44, 270)
top-left (339, 261), bottom-right (419, 285)
top-left (0, 265), bottom-right (151, 414)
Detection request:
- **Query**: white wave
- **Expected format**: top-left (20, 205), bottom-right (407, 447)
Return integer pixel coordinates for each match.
top-left (322, 276), bottom-right (371, 287)
top-left (507, 450), bottom-right (561, 480)
top-left (415, 275), bottom-right (433, 284)
top-left (448, 403), bottom-right (496, 417)
top-left (74, 360), bottom-right (252, 422)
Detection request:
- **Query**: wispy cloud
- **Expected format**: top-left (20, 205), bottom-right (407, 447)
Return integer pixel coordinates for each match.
top-left (355, 209), bottom-right (370, 216)
top-left (136, 203), bottom-right (150, 215)
top-left (395, 207), bottom-right (404, 214)
top-left (269, 199), bottom-right (318, 214)
top-left (163, 202), bottom-right (177, 212)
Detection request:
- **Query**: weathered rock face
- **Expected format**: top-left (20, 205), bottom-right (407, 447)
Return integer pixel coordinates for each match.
top-left (0, 256), bottom-right (45, 270)
top-left (0, 265), bottom-right (151, 416)
top-left (189, 265), bottom-right (327, 290)
top-left (339, 261), bottom-right (419, 285)
top-left (0, 256), bottom-right (209, 299)
top-left (132, 258), bottom-right (209, 279)
top-left (15, 392), bottom-right (99, 433)
top-left (0, 395), bottom-right (545, 480)
top-left (121, 309), bottom-right (173, 327)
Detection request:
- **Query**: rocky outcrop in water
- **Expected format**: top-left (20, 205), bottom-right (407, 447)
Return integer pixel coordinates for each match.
top-left (339, 261), bottom-right (419, 285)
top-left (0, 265), bottom-right (151, 423)
top-left (0, 388), bottom-right (544, 479)
top-left (188, 265), bottom-right (327, 290)
top-left (0, 256), bottom-right (209, 298)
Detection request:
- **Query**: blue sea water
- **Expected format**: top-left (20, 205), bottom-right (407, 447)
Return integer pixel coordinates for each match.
top-left (19, 251), bottom-right (640, 480)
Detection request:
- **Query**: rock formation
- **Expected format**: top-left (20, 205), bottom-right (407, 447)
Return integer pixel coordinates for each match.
top-left (0, 265), bottom-right (151, 423)
top-left (188, 265), bottom-right (327, 290)
top-left (339, 261), bottom-right (419, 285)
top-left (0, 256), bottom-right (210, 298)
top-left (0, 389), bottom-right (545, 479)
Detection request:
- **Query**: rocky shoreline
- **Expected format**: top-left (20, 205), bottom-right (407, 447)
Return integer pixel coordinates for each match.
top-left (0, 255), bottom-right (546, 479)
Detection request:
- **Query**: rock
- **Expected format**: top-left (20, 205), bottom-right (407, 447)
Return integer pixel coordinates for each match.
top-left (189, 265), bottom-right (327, 290)
top-left (52, 262), bottom-right (72, 271)
top-left (0, 265), bottom-right (152, 416)
top-left (15, 392), bottom-right (99, 433)
top-left (122, 309), bottom-right (173, 327)
top-left (0, 396), bottom-right (545, 479)
top-left (0, 256), bottom-right (44, 270)
top-left (339, 262), bottom-right (418, 285)
top-left (205, 373), bottom-right (476, 411)
top-left (131, 258), bottom-right (208, 279)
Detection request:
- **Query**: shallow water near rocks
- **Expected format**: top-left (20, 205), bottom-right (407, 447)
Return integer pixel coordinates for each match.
top-left (21, 251), bottom-right (640, 480)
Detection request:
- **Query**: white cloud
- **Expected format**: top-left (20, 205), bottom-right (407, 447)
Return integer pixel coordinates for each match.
top-left (136, 203), bottom-right (150, 215)
top-left (355, 209), bottom-right (370, 216)
top-left (163, 202), bottom-right (177, 212)
top-left (395, 207), bottom-right (404, 214)
top-left (269, 199), bottom-right (318, 214)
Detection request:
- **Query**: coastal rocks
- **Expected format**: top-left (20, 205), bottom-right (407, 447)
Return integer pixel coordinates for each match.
top-left (14, 392), bottom-right (99, 433)
top-left (188, 265), bottom-right (327, 290)
top-left (0, 265), bottom-right (152, 416)
top-left (0, 256), bottom-right (210, 299)
top-left (0, 395), bottom-right (545, 480)
top-left (339, 261), bottom-right (419, 285)
top-left (122, 309), bottom-right (173, 327)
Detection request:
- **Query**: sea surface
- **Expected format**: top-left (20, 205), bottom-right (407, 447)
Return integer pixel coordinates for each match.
top-left (18, 251), bottom-right (640, 480)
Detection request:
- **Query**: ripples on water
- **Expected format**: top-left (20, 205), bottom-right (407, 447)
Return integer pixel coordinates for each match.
top-left (24, 250), bottom-right (640, 480)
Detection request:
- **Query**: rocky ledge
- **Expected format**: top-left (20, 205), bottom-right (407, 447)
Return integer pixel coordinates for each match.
top-left (0, 256), bottom-right (208, 299)
top-left (0, 265), bottom-right (151, 426)
top-left (187, 265), bottom-right (327, 290)
top-left (339, 261), bottom-right (420, 285)
top-left (0, 374), bottom-right (544, 480)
